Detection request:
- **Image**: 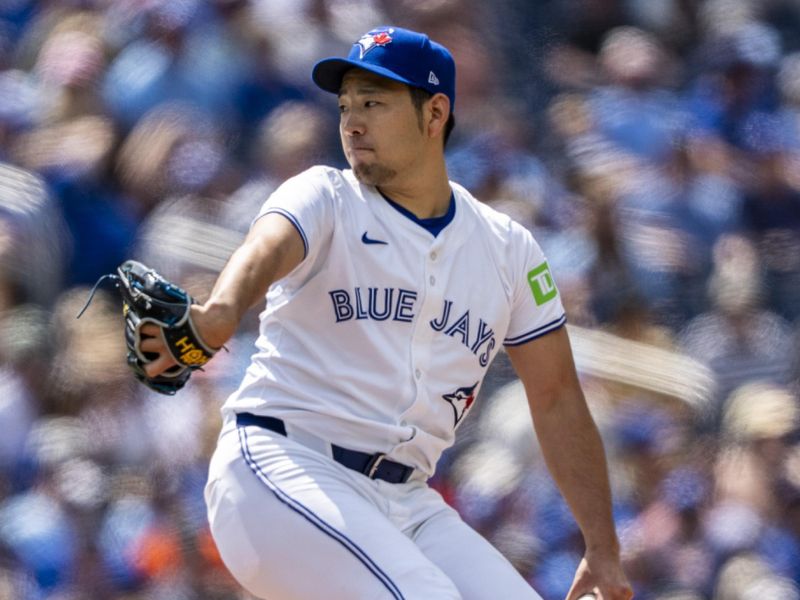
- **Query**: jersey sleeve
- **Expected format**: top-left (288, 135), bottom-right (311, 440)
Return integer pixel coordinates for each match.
top-left (253, 166), bottom-right (334, 263)
top-left (503, 224), bottom-right (567, 346)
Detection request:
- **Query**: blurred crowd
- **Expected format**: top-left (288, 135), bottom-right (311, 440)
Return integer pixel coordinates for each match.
top-left (0, 0), bottom-right (798, 599)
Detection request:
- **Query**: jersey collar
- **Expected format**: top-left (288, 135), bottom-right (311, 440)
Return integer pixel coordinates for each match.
top-left (376, 189), bottom-right (455, 238)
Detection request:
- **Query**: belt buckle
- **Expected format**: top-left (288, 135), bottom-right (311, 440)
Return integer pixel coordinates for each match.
top-left (366, 453), bottom-right (386, 479)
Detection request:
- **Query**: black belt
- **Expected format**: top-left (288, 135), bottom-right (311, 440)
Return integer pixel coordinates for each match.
top-left (236, 412), bottom-right (414, 484)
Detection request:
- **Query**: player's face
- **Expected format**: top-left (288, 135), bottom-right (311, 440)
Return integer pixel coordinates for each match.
top-left (338, 70), bottom-right (426, 186)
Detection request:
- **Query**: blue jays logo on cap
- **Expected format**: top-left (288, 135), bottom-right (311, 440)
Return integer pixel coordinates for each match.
top-left (311, 26), bottom-right (456, 112)
top-left (357, 29), bottom-right (393, 59)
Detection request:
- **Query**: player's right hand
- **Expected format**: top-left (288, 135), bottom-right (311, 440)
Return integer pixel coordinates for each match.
top-left (140, 323), bottom-right (179, 378)
top-left (140, 303), bottom-right (236, 378)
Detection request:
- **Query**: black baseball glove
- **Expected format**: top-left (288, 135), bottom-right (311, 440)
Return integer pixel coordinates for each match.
top-left (78, 260), bottom-right (217, 395)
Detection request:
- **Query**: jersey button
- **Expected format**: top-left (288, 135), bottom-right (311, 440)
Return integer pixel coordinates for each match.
top-left (429, 251), bottom-right (437, 260)
top-left (414, 369), bottom-right (421, 379)
top-left (429, 275), bottom-right (436, 285)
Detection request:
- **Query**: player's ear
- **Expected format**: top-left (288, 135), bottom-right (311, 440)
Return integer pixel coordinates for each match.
top-left (427, 93), bottom-right (450, 142)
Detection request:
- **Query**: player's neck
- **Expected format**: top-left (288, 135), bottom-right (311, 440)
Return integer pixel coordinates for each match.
top-left (376, 157), bottom-right (451, 219)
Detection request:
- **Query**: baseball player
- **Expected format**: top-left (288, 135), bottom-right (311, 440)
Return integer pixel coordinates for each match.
top-left (139, 26), bottom-right (632, 600)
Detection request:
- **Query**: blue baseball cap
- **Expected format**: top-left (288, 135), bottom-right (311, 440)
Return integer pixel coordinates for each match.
top-left (312, 26), bottom-right (456, 112)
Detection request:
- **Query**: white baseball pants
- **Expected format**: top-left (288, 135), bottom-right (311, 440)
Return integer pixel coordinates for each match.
top-left (205, 416), bottom-right (543, 600)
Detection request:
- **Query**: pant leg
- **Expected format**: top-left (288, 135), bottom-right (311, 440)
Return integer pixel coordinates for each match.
top-left (205, 422), bottom-right (462, 600)
top-left (405, 486), bottom-right (542, 600)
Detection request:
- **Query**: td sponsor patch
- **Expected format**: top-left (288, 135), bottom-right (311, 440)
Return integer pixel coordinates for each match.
top-left (527, 261), bottom-right (557, 306)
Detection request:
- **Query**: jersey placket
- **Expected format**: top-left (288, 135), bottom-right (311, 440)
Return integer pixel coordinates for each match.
top-left (397, 236), bottom-right (446, 433)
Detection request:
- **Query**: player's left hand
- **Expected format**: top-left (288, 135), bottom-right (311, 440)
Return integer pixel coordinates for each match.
top-left (565, 552), bottom-right (633, 600)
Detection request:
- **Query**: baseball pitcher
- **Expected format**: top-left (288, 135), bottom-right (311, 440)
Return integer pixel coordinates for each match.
top-left (115, 26), bottom-right (632, 600)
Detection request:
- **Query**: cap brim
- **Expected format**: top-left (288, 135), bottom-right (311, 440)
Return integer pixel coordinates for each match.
top-left (312, 58), bottom-right (415, 94)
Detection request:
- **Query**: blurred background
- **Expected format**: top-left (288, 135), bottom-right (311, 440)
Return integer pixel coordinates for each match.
top-left (0, 0), bottom-right (798, 598)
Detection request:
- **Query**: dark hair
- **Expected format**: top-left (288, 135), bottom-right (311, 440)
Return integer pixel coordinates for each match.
top-left (408, 87), bottom-right (455, 147)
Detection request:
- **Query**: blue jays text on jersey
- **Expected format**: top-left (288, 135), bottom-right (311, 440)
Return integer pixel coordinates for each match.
top-left (329, 287), bottom-right (496, 366)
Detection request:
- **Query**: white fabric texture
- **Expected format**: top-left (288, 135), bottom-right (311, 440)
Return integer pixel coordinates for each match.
top-left (223, 166), bottom-right (565, 476)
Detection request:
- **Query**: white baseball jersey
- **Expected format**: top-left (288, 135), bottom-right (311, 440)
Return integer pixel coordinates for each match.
top-left (222, 166), bottom-right (565, 476)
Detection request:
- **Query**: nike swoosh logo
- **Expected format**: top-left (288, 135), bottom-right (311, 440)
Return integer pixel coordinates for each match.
top-left (361, 232), bottom-right (388, 245)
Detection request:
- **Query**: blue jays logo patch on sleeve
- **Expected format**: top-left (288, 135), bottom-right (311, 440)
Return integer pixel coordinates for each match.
top-left (442, 382), bottom-right (479, 427)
